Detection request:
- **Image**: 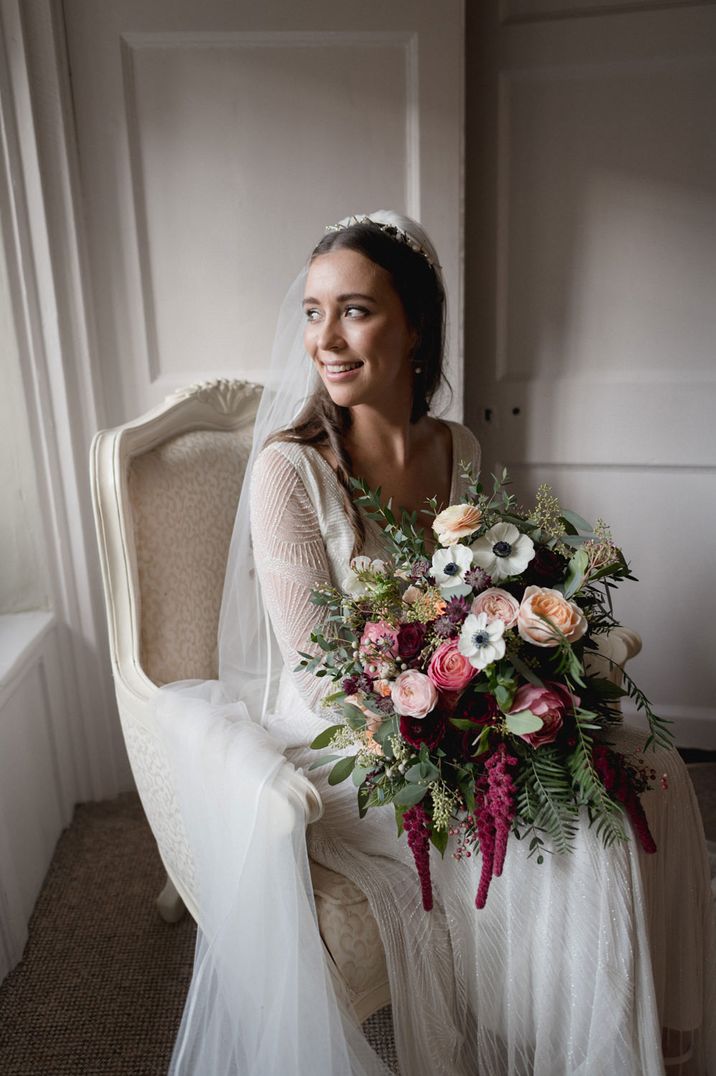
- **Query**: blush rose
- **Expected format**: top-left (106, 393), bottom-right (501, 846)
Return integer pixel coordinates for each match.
top-left (509, 681), bottom-right (579, 748)
top-left (427, 639), bottom-right (477, 694)
top-left (471, 587), bottom-right (520, 630)
top-left (391, 669), bottom-right (438, 719)
top-left (517, 585), bottom-right (588, 647)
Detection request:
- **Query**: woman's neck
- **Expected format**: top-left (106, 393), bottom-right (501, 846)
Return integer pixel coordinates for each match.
top-left (346, 403), bottom-right (420, 473)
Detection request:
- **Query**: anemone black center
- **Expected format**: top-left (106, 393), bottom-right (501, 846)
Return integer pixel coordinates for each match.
top-left (493, 541), bottom-right (512, 558)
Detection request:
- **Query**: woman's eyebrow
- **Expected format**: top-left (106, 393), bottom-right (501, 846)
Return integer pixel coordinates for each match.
top-left (302, 292), bottom-right (376, 305)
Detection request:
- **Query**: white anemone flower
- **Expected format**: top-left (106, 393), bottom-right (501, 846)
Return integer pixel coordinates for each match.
top-left (470, 522), bottom-right (535, 582)
top-left (431, 544), bottom-right (474, 598)
top-left (341, 556), bottom-right (388, 597)
top-left (458, 612), bottom-right (506, 670)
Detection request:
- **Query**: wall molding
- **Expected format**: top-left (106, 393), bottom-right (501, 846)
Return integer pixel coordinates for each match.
top-left (0, 0), bottom-right (129, 799)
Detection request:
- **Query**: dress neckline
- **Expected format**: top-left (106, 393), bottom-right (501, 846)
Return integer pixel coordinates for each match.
top-left (305, 419), bottom-right (461, 549)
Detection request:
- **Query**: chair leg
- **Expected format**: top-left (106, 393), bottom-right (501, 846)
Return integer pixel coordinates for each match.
top-left (156, 874), bottom-right (186, 923)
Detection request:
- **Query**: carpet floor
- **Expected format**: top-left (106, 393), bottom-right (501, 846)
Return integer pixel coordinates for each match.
top-left (0, 763), bottom-right (713, 1075)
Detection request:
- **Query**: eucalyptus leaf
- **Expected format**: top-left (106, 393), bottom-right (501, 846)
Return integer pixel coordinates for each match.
top-left (563, 548), bottom-right (589, 599)
top-left (561, 509), bottom-right (594, 534)
top-left (310, 724), bottom-right (344, 750)
top-left (307, 753), bottom-right (344, 771)
top-left (393, 783), bottom-right (429, 806)
top-left (328, 755), bottom-right (357, 786)
top-left (505, 709), bottom-right (544, 735)
top-left (352, 764), bottom-right (374, 787)
top-left (343, 702), bottom-right (368, 730)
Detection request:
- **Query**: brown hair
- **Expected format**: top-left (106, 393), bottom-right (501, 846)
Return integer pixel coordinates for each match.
top-left (266, 220), bottom-right (448, 554)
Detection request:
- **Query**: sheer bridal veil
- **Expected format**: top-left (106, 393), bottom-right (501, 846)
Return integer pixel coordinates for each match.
top-left (154, 212), bottom-right (440, 1075)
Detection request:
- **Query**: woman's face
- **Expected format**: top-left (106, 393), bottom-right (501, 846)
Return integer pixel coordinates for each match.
top-left (303, 248), bottom-right (416, 411)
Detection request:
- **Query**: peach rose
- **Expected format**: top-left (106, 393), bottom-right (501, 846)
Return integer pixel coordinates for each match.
top-left (373, 678), bottom-right (393, 698)
top-left (433, 503), bottom-right (482, 547)
top-left (471, 587), bottom-right (520, 630)
top-left (517, 585), bottom-right (588, 648)
top-left (427, 639), bottom-right (478, 693)
top-left (391, 670), bottom-right (438, 719)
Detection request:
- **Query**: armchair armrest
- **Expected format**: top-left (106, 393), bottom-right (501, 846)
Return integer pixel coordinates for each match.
top-left (584, 626), bottom-right (642, 688)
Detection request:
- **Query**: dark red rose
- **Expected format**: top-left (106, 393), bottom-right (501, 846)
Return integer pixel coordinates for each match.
top-left (397, 622), bottom-right (426, 662)
top-left (453, 691), bottom-right (500, 759)
top-left (525, 545), bottom-right (568, 586)
top-left (399, 709), bottom-right (447, 750)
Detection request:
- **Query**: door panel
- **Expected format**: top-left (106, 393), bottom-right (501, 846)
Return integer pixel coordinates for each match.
top-left (467, 2), bottom-right (716, 743)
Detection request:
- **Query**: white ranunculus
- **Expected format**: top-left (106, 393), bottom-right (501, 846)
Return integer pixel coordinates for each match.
top-left (470, 522), bottom-right (535, 582)
top-left (458, 612), bottom-right (506, 670)
top-left (341, 556), bottom-right (388, 597)
top-left (431, 544), bottom-right (474, 598)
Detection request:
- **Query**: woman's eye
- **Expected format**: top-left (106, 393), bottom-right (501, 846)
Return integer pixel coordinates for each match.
top-left (345, 305), bottom-right (368, 318)
top-left (304, 308), bottom-right (321, 322)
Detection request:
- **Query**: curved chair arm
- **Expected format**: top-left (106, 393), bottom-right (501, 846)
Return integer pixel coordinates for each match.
top-left (584, 626), bottom-right (642, 687)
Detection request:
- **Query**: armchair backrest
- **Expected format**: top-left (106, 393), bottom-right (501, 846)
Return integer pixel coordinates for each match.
top-left (91, 379), bottom-right (262, 696)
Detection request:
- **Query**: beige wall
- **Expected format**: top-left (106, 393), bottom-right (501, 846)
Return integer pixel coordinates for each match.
top-left (0, 216), bottom-right (49, 613)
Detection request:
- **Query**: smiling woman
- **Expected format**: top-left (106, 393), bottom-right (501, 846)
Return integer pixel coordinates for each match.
top-left (265, 213), bottom-right (452, 557)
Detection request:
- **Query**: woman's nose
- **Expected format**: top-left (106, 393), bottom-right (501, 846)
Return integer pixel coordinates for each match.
top-left (316, 315), bottom-right (345, 352)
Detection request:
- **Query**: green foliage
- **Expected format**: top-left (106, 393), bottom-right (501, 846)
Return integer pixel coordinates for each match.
top-left (515, 746), bottom-right (579, 855)
top-left (328, 755), bottom-right (357, 786)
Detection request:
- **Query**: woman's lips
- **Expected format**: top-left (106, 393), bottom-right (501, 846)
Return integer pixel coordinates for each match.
top-left (321, 360), bottom-right (364, 382)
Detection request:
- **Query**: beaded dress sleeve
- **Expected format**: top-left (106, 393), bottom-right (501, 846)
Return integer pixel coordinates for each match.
top-left (249, 443), bottom-right (336, 713)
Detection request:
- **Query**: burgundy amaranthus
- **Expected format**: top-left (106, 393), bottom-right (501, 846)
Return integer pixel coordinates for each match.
top-left (403, 804), bottom-right (434, 911)
top-left (592, 744), bottom-right (656, 854)
top-left (474, 744), bottom-right (518, 909)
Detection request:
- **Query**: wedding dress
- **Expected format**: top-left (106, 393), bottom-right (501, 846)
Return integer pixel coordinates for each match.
top-left (248, 423), bottom-right (716, 1076)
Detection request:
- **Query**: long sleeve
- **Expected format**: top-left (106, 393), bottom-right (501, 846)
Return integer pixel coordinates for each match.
top-left (249, 445), bottom-right (335, 713)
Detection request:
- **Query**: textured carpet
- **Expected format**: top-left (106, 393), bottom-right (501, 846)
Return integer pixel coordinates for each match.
top-left (0, 765), bottom-right (713, 1075)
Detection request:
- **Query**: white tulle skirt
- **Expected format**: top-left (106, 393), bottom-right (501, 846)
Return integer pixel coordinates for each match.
top-left (158, 680), bottom-right (715, 1076)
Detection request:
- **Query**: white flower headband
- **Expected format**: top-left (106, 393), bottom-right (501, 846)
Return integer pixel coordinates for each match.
top-left (325, 213), bottom-right (441, 273)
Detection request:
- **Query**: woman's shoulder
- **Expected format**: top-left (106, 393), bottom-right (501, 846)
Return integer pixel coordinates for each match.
top-left (253, 438), bottom-right (326, 481)
top-left (251, 439), bottom-right (338, 517)
top-left (434, 418), bottom-right (481, 470)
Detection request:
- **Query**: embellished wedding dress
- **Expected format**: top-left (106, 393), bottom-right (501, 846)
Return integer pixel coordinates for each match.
top-left (249, 420), bottom-right (715, 1076)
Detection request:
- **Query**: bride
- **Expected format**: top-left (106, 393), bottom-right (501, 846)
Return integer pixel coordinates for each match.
top-left (159, 211), bottom-right (714, 1076)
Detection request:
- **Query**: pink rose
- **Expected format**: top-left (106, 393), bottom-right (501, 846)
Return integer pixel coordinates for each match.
top-left (391, 670), bottom-right (438, 719)
top-left (509, 681), bottom-right (579, 748)
top-left (471, 587), bottom-right (520, 630)
top-left (427, 640), bottom-right (477, 694)
top-left (517, 585), bottom-right (588, 648)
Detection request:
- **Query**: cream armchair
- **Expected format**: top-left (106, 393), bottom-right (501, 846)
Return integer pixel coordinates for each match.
top-left (90, 378), bottom-right (389, 1022)
top-left (90, 378), bottom-right (641, 1025)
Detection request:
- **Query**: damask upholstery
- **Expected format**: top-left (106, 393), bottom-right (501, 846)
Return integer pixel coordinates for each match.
top-left (129, 429), bottom-right (251, 685)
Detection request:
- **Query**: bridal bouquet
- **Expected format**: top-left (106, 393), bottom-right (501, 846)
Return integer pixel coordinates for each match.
top-left (299, 467), bottom-right (671, 910)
